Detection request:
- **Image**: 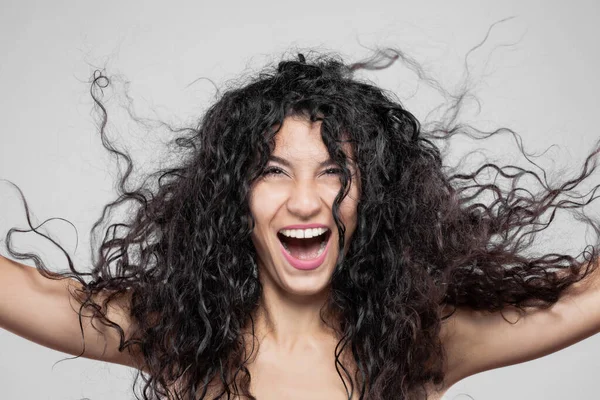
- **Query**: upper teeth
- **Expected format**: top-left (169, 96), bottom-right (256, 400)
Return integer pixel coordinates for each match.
top-left (279, 227), bottom-right (328, 239)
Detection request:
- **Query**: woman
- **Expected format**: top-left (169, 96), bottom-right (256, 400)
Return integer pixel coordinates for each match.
top-left (1, 50), bottom-right (599, 400)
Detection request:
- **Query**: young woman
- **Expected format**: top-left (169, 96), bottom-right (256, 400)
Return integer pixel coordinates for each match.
top-left (1, 50), bottom-right (599, 400)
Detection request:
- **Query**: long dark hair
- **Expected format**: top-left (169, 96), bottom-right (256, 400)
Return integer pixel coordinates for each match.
top-left (4, 47), bottom-right (600, 400)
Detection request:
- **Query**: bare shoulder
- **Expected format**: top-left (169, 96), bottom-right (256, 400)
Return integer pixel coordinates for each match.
top-left (437, 304), bottom-right (474, 388)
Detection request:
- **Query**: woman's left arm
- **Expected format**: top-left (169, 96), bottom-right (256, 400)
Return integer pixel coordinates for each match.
top-left (440, 258), bottom-right (600, 388)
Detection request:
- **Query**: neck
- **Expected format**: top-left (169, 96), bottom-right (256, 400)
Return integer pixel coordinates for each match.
top-left (251, 275), bottom-right (338, 354)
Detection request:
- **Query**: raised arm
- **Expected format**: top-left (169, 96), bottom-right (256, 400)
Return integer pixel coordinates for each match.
top-left (440, 258), bottom-right (600, 388)
top-left (0, 255), bottom-right (143, 370)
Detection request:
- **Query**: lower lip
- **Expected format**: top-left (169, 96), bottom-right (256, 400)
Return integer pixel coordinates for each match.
top-left (279, 234), bottom-right (331, 270)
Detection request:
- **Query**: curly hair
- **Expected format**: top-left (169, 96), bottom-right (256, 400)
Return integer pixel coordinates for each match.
top-left (5, 48), bottom-right (600, 400)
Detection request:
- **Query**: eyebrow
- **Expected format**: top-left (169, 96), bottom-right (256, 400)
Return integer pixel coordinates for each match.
top-left (268, 155), bottom-right (337, 168)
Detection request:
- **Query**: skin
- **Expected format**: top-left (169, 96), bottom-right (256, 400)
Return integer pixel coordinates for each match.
top-left (2, 116), bottom-right (600, 399)
top-left (248, 115), bottom-right (359, 354)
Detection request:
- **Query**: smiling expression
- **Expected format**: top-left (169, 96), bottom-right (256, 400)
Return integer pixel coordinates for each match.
top-left (249, 116), bottom-right (359, 296)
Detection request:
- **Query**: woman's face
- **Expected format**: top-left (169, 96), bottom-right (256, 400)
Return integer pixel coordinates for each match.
top-left (249, 116), bottom-right (359, 296)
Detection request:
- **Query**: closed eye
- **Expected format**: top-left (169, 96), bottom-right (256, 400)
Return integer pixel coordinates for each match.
top-left (262, 166), bottom-right (344, 177)
top-left (323, 168), bottom-right (343, 175)
top-left (262, 166), bottom-right (286, 176)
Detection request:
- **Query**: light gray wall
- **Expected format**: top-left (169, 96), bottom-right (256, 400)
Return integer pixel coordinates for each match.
top-left (1, 0), bottom-right (599, 399)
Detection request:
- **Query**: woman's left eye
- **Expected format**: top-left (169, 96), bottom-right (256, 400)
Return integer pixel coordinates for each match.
top-left (323, 168), bottom-right (343, 175)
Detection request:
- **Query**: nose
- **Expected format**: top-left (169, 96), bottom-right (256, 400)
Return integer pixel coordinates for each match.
top-left (286, 179), bottom-right (322, 219)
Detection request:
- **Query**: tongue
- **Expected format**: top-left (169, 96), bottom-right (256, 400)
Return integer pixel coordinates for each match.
top-left (281, 236), bottom-right (323, 260)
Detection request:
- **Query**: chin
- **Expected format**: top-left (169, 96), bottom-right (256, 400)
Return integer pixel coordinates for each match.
top-left (280, 272), bottom-right (333, 297)
top-left (261, 254), bottom-right (337, 298)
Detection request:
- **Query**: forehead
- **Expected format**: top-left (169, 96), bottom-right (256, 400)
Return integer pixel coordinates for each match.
top-left (271, 116), bottom-right (352, 161)
top-left (272, 116), bottom-right (324, 154)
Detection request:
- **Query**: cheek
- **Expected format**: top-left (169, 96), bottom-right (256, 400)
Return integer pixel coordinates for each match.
top-left (335, 188), bottom-right (358, 231)
top-left (340, 200), bottom-right (358, 230)
top-left (341, 180), bottom-right (360, 220)
top-left (250, 220), bottom-right (271, 263)
top-left (249, 182), bottom-right (290, 218)
top-left (249, 184), bottom-right (277, 224)
top-left (248, 183), bottom-right (286, 251)
top-left (318, 180), bottom-right (342, 203)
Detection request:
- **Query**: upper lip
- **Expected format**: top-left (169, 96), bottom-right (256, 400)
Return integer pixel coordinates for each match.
top-left (279, 223), bottom-right (330, 231)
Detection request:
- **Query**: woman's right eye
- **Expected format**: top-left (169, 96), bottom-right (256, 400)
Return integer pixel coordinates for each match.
top-left (262, 167), bottom-right (285, 176)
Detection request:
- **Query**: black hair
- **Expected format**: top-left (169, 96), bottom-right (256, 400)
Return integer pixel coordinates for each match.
top-left (4, 47), bottom-right (600, 400)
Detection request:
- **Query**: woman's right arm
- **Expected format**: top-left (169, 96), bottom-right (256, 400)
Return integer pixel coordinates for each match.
top-left (0, 255), bottom-right (144, 370)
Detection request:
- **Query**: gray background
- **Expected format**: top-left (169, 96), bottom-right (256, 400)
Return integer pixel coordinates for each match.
top-left (1, 0), bottom-right (600, 399)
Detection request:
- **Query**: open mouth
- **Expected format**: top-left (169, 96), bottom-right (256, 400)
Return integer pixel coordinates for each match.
top-left (277, 227), bottom-right (332, 260)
